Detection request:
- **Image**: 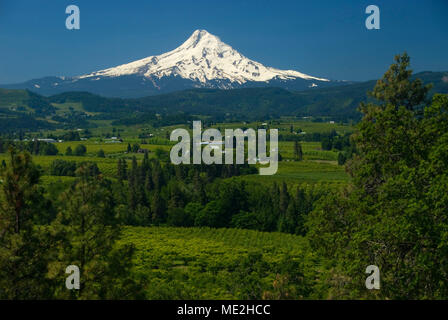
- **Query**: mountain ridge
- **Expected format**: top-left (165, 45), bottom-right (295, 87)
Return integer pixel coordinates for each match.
top-left (1, 29), bottom-right (344, 98)
top-left (1, 71), bottom-right (447, 133)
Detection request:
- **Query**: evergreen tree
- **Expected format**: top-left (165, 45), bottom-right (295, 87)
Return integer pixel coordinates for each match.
top-left (151, 160), bottom-right (164, 191)
top-left (74, 144), bottom-right (87, 156)
top-left (0, 149), bottom-right (53, 299)
top-left (50, 164), bottom-right (142, 299)
top-left (307, 53), bottom-right (448, 299)
top-left (117, 159), bottom-right (123, 181)
top-left (337, 152), bottom-right (347, 166)
top-left (293, 186), bottom-right (307, 235)
top-left (118, 158), bottom-right (128, 181)
top-left (279, 182), bottom-right (290, 215)
top-left (151, 191), bottom-right (165, 224)
top-left (128, 157), bottom-right (140, 211)
top-left (294, 140), bottom-right (303, 161)
top-left (97, 149), bottom-right (105, 158)
top-left (192, 171), bottom-right (207, 205)
top-left (370, 52), bottom-right (432, 110)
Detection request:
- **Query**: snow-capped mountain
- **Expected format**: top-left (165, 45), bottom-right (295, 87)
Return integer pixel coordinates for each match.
top-left (3, 29), bottom-right (340, 98)
top-left (79, 29), bottom-right (329, 85)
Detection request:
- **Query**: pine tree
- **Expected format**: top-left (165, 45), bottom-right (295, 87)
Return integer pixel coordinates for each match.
top-left (121, 158), bottom-right (128, 180)
top-left (97, 149), bottom-right (105, 158)
top-left (130, 156), bottom-right (138, 183)
top-left (50, 165), bottom-right (142, 299)
top-left (279, 182), bottom-right (290, 214)
top-left (293, 186), bottom-right (307, 235)
top-left (140, 151), bottom-right (150, 186)
top-left (0, 148), bottom-right (54, 299)
top-left (193, 171), bottom-right (207, 205)
top-left (337, 152), bottom-right (347, 166)
top-left (294, 140), bottom-right (303, 161)
top-left (307, 53), bottom-right (448, 299)
top-left (151, 191), bottom-right (165, 224)
top-left (128, 157), bottom-right (139, 210)
top-left (142, 151), bottom-right (150, 172)
top-left (117, 158), bottom-right (128, 182)
top-left (117, 159), bottom-right (123, 181)
top-left (370, 52), bottom-right (432, 110)
top-left (144, 171), bottom-right (153, 192)
top-left (151, 160), bottom-right (164, 191)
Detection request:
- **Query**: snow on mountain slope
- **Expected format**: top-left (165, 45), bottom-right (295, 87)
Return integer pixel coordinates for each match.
top-left (78, 29), bottom-right (329, 85)
top-left (3, 29), bottom-right (340, 97)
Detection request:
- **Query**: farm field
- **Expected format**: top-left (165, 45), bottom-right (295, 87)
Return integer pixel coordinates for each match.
top-left (119, 226), bottom-right (315, 299)
top-left (0, 137), bottom-right (349, 184)
top-left (54, 140), bottom-right (172, 155)
top-left (0, 154), bottom-right (119, 178)
top-left (244, 160), bottom-right (348, 186)
top-left (211, 119), bottom-right (353, 135)
top-left (0, 155), bottom-right (347, 185)
top-left (278, 141), bottom-right (338, 161)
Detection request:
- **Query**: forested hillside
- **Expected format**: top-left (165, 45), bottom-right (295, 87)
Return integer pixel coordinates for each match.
top-left (1, 71), bottom-right (446, 132)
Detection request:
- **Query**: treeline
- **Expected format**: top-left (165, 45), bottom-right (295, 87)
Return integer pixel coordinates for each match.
top-left (320, 131), bottom-right (356, 165)
top-left (279, 130), bottom-right (348, 143)
top-left (45, 149), bottom-right (316, 235)
top-left (0, 115), bottom-right (55, 133)
top-left (112, 111), bottom-right (196, 127)
top-left (114, 153), bottom-right (317, 233)
top-left (27, 90), bottom-right (56, 116)
top-left (50, 159), bottom-right (100, 176)
top-left (0, 139), bottom-right (58, 155)
top-left (48, 91), bottom-right (127, 113)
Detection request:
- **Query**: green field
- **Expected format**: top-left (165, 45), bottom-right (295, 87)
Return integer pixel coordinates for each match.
top-left (55, 140), bottom-right (171, 155)
top-left (0, 136), bottom-right (349, 185)
top-left (0, 154), bottom-right (119, 177)
top-left (245, 160), bottom-right (348, 186)
top-left (119, 226), bottom-right (315, 299)
top-left (210, 119), bottom-right (353, 135)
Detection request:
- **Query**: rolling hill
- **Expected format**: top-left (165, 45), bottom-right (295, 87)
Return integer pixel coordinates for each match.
top-left (0, 70), bottom-right (447, 132)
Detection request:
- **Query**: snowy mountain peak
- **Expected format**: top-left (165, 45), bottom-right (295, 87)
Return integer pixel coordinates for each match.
top-left (78, 29), bottom-right (329, 85)
top-left (183, 29), bottom-right (219, 46)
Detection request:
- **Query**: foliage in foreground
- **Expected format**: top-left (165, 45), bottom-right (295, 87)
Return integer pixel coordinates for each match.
top-left (0, 151), bottom-right (142, 299)
top-left (307, 53), bottom-right (448, 299)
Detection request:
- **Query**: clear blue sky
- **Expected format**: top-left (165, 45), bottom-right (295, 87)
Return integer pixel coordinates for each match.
top-left (0, 0), bottom-right (446, 83)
